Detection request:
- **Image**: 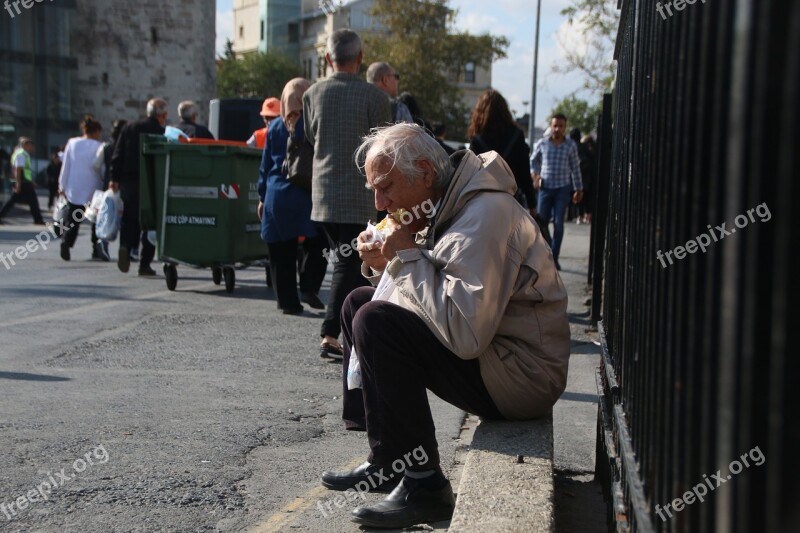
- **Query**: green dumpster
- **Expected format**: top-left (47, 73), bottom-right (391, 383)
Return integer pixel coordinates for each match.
top-left (139, 135), bottom-right (265, 292)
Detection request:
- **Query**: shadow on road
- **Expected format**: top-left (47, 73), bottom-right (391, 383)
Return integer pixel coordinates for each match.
top-left (0, 371), bottom-right (71, 382)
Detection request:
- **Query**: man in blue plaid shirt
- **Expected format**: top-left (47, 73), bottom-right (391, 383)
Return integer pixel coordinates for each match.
top-left (530, 113), bottom-right (583, 269)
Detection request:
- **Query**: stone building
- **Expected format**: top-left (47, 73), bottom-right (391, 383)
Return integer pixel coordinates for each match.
top-left (0, 0), bottom-right (217, 160)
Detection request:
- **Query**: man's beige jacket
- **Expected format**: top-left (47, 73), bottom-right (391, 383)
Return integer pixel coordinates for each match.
top-left (367, 150), bottom-right (571, 420)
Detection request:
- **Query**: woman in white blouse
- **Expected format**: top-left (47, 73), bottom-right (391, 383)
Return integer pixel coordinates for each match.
top-left (58, 115), bottom-right (106, 262)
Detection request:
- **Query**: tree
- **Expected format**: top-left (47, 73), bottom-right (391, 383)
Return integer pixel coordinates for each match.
top-left (216, 50), bottom-right (303, 99)
top-left (365, 0), bottom-right (508, 141)
top-left (549, 94), bottom-right (602, 136)
top-left (555, 0), bottom-right (619, 95)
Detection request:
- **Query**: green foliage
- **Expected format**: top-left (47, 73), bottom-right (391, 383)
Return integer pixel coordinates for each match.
top-left (216, 47), bottom-right (303, 99)
top-left (555, 0), bottom-right (619, 95)
top-left (549, 94), bottom-right (602, 136)
top-left (365, 0), bottom-right (508, 141)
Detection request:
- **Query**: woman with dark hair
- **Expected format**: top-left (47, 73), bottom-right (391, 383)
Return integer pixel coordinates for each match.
top-left (58, 115), bottom-right (105, 261)
top-left (467, 89), bottom-right (536, 216)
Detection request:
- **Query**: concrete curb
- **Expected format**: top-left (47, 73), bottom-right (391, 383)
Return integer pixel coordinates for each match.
top-left (449, 417), bottom-right (554, 532)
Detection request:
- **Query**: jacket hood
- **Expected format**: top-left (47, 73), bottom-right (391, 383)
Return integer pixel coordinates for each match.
top-left (432, 150), bottom-right (518, 232)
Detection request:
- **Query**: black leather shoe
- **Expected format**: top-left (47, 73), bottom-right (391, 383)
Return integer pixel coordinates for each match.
top-left (351, 477), bottom-right (455, 528)
top-left (117, 245), bottom-right (130, 273)
top-left (321, 461), bottom-right (401, 492)
top-left (300, 291), bottom-right (325, 309)
top-left (138, 266), bottom-right (157, 276)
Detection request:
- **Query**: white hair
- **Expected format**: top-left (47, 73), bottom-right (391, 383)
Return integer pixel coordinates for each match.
top-left (178, 101), bottom-right (197, 121)
top-left (356, 123), bottom-right (453, 189)
top-left (146, 98), bottom-right (168, 118)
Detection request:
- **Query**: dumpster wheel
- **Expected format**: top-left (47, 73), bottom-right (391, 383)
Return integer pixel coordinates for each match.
top-left (164, 264), bottom-right (178, 291)
top-left (212, 267), bottom-right (222, 285)
top-left (223, 267), bottom-right (235, 293)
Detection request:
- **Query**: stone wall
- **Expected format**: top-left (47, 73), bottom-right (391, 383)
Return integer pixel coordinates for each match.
top-left (71, 0), bottom-right (217, 134)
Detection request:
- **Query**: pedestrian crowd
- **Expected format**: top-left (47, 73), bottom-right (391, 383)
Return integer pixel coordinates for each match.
top-left (0, 26), bottom-right (591, 529)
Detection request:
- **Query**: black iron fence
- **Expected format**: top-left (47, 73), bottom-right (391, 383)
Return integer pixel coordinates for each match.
top-left (592, 0), bottom-right (798, 532)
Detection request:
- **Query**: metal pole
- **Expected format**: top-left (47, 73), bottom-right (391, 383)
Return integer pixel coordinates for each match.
top-left (528, 0), bottom-right (542, 145)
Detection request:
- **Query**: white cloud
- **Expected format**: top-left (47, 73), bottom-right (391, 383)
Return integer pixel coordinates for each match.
top-left (216, 8), bottom-right (233, 57)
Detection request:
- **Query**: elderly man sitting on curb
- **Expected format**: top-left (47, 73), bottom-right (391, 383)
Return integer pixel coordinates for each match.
top-left (320, 123), bottom-right (570, 528)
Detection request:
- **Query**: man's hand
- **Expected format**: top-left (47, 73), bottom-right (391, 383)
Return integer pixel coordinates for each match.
top-left (107, 181), bottom-right (119, 193)
top-left (532, 173), bottom-right (542, 190)
top-left (572, 190), bottom-right (584, 204)
top-left (529, 207), bottom-right (538, 218)
top-left (257, 201), bottom-right (264, 221)
top-left (356, 229), bottom-right (389, 273)
top-left (379, 215), bottom-right (417, 261)
top-left (13, 180), bottom-right (21, 194)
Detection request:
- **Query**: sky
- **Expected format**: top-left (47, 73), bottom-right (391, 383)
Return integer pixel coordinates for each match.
top-left (215, 0), bottom-right (603, 130)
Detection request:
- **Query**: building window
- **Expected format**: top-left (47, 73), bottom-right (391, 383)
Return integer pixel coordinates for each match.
top-left (239, 25), bottom-right (244, 39)
top-left (288, 23), bottom-right (299, 44)
top-left (464, 62), bottom-right (476, 83)
top-left (260, 20), bottom-right (265, 41)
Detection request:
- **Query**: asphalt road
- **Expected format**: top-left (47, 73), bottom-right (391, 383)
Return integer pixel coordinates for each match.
top-left (0, 212), bottom-right (465, 532)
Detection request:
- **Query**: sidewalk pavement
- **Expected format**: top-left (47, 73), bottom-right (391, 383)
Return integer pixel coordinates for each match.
top-left (450, 221), bottom-right (606, 532)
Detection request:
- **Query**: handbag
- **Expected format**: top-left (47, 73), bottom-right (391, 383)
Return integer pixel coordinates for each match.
top-left (52, 195), bottom-right (69, 238)
top-left (281, 131), bottom-right (313, 192)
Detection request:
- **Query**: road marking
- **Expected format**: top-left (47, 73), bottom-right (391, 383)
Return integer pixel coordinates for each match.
top-left (249, 457), bottom-right (363, 532)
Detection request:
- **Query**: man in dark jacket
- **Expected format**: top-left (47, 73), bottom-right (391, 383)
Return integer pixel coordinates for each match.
top-left (176, 101), bottom-right (214, 140)
top-left (109, 98), bottom-right (167, 276)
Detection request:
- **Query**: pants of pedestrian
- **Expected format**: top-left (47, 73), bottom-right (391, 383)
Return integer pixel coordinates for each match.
top-left (537, 185), bottom-right (573, 261)
top-left (0, 181), bottom-right (44, 223)
top-left (340, 287), bottom-right (503, 471)
top-left (63, 202), bottom-right (98, 250)
top-left (320, 223), bottom-right (369, 339)
top-left (267, 233), bottom-right (327, 310)
top-left (119, 181), bottom-right (154, 266)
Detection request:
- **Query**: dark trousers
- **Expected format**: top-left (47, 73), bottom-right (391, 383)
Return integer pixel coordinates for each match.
top-left (320, 223), bottom-right (370, 339)
top-left (119, 181), bottom-right (155, 267)
top-left (64, 202), bottom-right (98, 249)
top-left (341, 287), bottom-right (503, 471)
top-left (267, 234), bottom-right (328, 309)
top-left (299, 232), bottom-right (328, 294)
top-left (0, 181), bottom-right (44, 223)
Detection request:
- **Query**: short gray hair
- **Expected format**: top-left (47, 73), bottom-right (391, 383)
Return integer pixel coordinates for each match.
top-left (327, 29), bottom-right (361, 65)
top-left (178, 101), bottom-right (197, 121)
top-left (356, 123), bottom-right (453, 189)
top-left (366, 62), bottom-right (392, 84)
top-left (146, 98), bottom-right (168, 118)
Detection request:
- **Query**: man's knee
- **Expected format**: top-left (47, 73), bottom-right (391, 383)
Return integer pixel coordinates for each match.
top-left (352, 300), bottom-right (409, 344)
top-left (341, 287), bottom-right (377, 325)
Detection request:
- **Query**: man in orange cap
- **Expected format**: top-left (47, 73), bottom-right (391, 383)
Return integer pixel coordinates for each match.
top-left (247, 97), bottom-right (281, 149)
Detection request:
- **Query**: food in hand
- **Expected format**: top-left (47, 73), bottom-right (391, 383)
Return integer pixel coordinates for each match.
top-left (375, 209), bottom-right (408, 232)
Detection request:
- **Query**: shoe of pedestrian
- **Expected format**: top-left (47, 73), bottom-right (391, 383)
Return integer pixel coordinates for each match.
top-left (282, 306), bottom-right (304, 315)
top-left (320, 341), bottom-right (344, 360)
top-left (555, 260), bottom-right (562, 271)
top-left (95, 241), bottom-right (110, 262)
top-left (117, 245), bottom-right (130, 273)
top-left (322, 461), bottom-right (401, 492)
top-left (138, 266), bottom-right (156, 276)
top-left (351, 476), bottom-right (455, 528)
top-left (60, 241), bottom-right (70, 261)
top-left (300, 291), bottom-right (325, 309)
top-left (34, 220), bottom-right (46, 226)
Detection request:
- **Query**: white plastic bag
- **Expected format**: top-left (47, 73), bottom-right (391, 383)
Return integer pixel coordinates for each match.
top-left (347, 347), bottom-right (362, 390)
top-left (52, 195), bottom-right (68, 238)
top-left (83, 190), bottom-right (105, 223)
top-left (95, 190), bottom-right (124, 241)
